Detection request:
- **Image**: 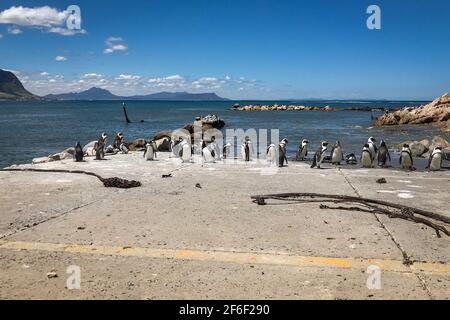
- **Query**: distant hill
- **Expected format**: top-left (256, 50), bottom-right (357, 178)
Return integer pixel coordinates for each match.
top-left (0, 69), bottom-right (39, 100)
top-left (44, 87), bottom-right (119, 100)
top-left (44, 87), bottom-right (228, 101)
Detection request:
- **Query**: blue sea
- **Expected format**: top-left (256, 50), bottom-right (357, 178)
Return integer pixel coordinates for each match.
top-left (0, 99), bottom-right (448, 168)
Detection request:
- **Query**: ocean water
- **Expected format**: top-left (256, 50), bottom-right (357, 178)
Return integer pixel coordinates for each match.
top-left (0, 99), bottom-right (448, 168)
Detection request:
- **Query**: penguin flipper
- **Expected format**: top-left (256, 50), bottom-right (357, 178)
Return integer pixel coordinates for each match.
top-left (310, 156), bottom-right (317, 168)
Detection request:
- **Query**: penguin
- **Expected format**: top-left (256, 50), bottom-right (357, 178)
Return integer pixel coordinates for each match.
top-left (202, 143), bottom-right (216, 163)
top-left (278, 139), bottom-right (288, 167)
top-left (296, 139), bottom-right (309, 161)
top-left (361, 144), bottom-right (374, 168)
top-left (399, 144), bottom-right (414, 170)
top-left (330, 140), bottom-right (344, 165)
top-left (241, 136), bottom-right (253, 161)
top-left (223, 143), bottom-right (232, 159)
top-left (113, 132), bottom-right (129, 154)
top-left (345, 153), bottom-right (358, 165)
top-left (179, 138), bottom-right (192, 163)
top-left (367, 137), bottom-right (378, 164)
top-left (74, 142), bottom-right (84, 162)
top-left (94, 133), bottom-right (107, 160)
top-left (311, 141), bottom-right (328, 169)
top-left (144, 140), bottom-right (157, 161)
top-left (377, 140), bottom-right (391, 168)
top-left (266, 144), bottom-right (276, 164)
top-left (209, 136), bottom-right (220, 160)
top-left (428, 146), bottom-right (444, 171)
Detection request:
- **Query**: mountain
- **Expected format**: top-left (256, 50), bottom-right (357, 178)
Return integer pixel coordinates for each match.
top-left (44, 87), bottom-right (119, 100)
top-left (44, 87), bottom-right (228, 101)
top-left (0, 69), bottom-right (40, 100)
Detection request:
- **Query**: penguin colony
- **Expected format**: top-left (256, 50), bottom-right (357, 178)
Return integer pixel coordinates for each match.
top-left (73, 133), bottom-right (448, 171)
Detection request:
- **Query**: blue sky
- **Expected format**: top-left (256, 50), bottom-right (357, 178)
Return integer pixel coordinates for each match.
top-left (0, 0), bottom-right (449, 100)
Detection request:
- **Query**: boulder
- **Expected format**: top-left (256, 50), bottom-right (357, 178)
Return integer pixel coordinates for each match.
top-left (419, 139), bottom-right (431, 149)
top-left (128, 138), bottom-right (147, 151)
top-left (153, 131), bottom-right (172, 141)
top-left (32, 157), bottom-right (53, 164)
top-left (48, 151), bottom-right (73, 161)
top-left (409, 141), bottom-right (428, 157)
top-left (431, 136), bottom-right (450, 148)
top-left (374, 93), bottom-right (450, 130)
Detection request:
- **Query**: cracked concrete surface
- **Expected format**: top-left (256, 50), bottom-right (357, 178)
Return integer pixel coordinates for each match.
top-left (0, 152), bottom-right (449, 299)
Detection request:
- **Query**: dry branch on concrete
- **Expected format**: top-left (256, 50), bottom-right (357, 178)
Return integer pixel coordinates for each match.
top-left (251, 193), bottom-right (450, 237)
top-left (1, 168), bottom-right (141, 189)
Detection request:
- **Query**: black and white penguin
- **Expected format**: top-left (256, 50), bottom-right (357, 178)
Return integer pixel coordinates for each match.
top-left (241, 136), bottom-right (253, 161)
top-left (113, 132), bottom-right (128, 154)
top-left (144, 140), bottom-right (157, 161)
top-left (367, 137), bottom-right (378, 163)
top-left (361, 143), bottom-right (373, 168)
top-left (428, 146), bottom-right (444, 171)
top-left (179, 138), bottom-right (192, 163)
top-left (223, 143), bottom-right (232, 159)
top-left (311, 141), bottom-right (328, 169)
top-left (202, 141), bottom-right (217, 163)
top-left (278, 139), bottom-right (288, 167)
top-left (399, 144), bottom-right (414, 170)
top-left (345, 153), bottom-right (358, 165)
top-left (296, 139), bottom-right (309, 161)
top-left (377, 140), bottom-right (391, 168)
top-left (94, 133), bottom-right (107, 160)
top-left (74, 142), bottom-right (84, 162)
top-left (266, 144), bottom-right (276, 164)
top-left (330, 140), bottom-right (344, 165)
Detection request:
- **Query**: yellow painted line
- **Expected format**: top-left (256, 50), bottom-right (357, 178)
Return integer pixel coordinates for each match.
top-left (0, 240), bottom-right (449, 274)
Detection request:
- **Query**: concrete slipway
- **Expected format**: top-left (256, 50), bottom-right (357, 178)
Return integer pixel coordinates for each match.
top-left (0, 152), bottom-right (449, 299)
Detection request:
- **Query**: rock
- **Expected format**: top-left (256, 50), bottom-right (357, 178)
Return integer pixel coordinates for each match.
top-left (376, 178), bottom-right (387, 184)
top-left (83, 141), bottom-right (97, 155)
top-left (444, 148), bottom-right (450, 160)
top-left (32, 157), bottom-right (53, 164)
top-left (419, 139), bottom-right (431, 149)
top-left (48, 151), bottom-right (73, 161)
top-left (395, 141), bottom-right (413, 151)
top-left (47, 271), bottom-right (58, 279)
top-left (153, 131), bottom-right (172, 141)
top-left (374, 93), bottom-right (450, 130)
top-left (409, 141), bottom-right (428, 157)
top-left (431, 136), bottom-right (450, 148)
top-left (128, 139), bottom-right (147, 151)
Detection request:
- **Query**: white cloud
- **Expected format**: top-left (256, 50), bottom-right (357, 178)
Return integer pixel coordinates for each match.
top-left (103, 37), bottom-right (128, 54)
top-left (40, 72), bottom-right (50, 76)
top-left (55, 55), bottom-right (67, 62)
top-left (7, 26), bottom-right (22, 34)
top-left (83, 73), bottom-right (103, 78)
top-left (0, 6), bottom-right (86, 36)
top-left (116, 74), bottom-right (141, 80)
top-left (0, 33), bottom-right (3, 39)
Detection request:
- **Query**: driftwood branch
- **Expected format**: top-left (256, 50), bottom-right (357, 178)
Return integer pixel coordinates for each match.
top-left (251, 193), bottom-right (450, 237)
top-left (1, 168), bottom-right (141, 189)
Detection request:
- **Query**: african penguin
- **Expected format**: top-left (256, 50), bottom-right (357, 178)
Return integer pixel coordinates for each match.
top-left (296, 139), bottom-right (309, 161)
top-left (74, 142), bottom-right (84, 162)
top-left (144, 141), bottom-right (157, 161)
top-left (330, 140), bottom-right (343, 165)
top-left (399, 144), bottom-right (414, 170)
top-left (179, 139), bottom-right (192, 163)
top-left (310, 141), bottom-right (328, 169)
top-left (266, 144), bottom-right (276, 164)
top-left (368, 137), bottom-right (378, 164)
top-left (428, 146), bottom-right (444, 171)
top-left (377, 140), bottom-right (391, 168)
top-left (361, 144), bottom-right (373, 168)
top-left (223, 143), bottom-right (232, 159)
top-left (278, 139), bottom-right (288, 167)
top-left (94, 133), bottom-right (107, 160)
top-left (241, 136), bottom-right (253, 161)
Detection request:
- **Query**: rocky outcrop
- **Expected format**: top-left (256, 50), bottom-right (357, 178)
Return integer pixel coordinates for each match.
top-left (233, 104), bottom-right (337, 112)
top-left (374, 93), bottom-right (450, 131)
top-left (127, 139), bottom-right (147, 151)
top-left (395, 136), bottom-right (450, 158)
